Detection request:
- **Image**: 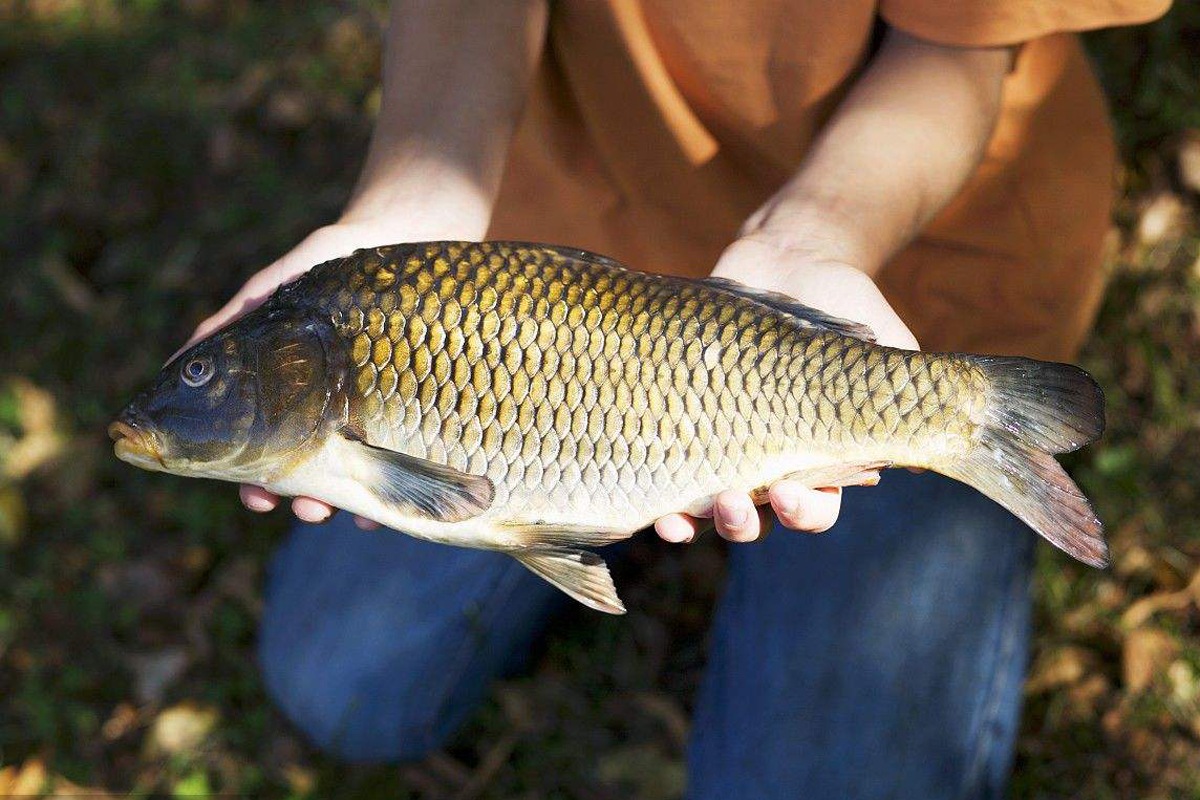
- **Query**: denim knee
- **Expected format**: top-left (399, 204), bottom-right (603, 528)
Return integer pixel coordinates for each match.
top-left (257, 515), bottom-right (562, 761)
top-left (259, 612), bottom-right (465, 761)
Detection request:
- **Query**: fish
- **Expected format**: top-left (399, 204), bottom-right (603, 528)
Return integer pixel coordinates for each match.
top-left (110, 241), bottom-right (1107, 613)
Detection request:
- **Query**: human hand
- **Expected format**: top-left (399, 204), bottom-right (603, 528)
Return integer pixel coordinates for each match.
top-left (653, 235), bottom-right (919, 545)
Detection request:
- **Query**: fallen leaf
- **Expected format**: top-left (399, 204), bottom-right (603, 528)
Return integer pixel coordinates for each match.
top-left (1123, 588), bottom-right (1192, 628)
top-left (282, 763), bottom-right (315, 796)
top-left (0, 757), bottom-right (46, 796)
top-left (1026, 645), bottom-right (1095, 694)
top-left (1123, 628), bottom-right (1179, 693)
top-left (1168, 660), bottom-right (1200, 707)
top-left (147, 702), bottom-right (219, 755)
top-left (101, 703), bottom-right (140, 741)
top-left (1177, 130), bottom-right (1200, 194)
top-left (1136, 192), bottom-right (1186, 248)
top-left (1116, 544), bottom-right (1157, 577)
top-left (3, 379), bottom-right (65, 480)
top-left (596, 744), bottom-right (685, 800)
top-left (1067, 674), bottom-right (1112, 716)
top-left (49, 774), bottom-right (114, 799)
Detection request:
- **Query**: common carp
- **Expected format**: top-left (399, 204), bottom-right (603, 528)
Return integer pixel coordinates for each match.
top-left (110, 242), bottom-right (1106, 613)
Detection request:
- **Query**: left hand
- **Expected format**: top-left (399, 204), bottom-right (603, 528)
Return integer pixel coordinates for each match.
top-left (653, 236), bottom-right (919, 544)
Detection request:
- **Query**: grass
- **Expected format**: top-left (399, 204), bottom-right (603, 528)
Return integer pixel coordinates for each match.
top-left (0, 1), bottom-right (1198, 797)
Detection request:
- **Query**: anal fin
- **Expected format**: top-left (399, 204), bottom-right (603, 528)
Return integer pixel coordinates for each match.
top-left (499, 521), bottom-right (633, 548)
top-left (512, 547), bottom-right (626, 615)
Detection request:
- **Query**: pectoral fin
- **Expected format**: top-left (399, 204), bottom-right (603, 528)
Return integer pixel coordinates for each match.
top-left (512, 547), bottom-right (626, 614)
top-left (338, 430), bottom-right (493, 523)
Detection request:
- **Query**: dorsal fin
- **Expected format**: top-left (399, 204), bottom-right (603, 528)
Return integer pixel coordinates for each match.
top-left (696, 277), bottom-right (877, 342)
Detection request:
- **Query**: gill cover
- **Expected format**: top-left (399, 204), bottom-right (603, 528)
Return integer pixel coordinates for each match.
top-left (115, 309), bottom-right (340, 474)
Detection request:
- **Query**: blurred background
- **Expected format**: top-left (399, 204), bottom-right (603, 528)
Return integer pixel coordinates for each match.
top-left (1, 1), bottom-right (1198, 798)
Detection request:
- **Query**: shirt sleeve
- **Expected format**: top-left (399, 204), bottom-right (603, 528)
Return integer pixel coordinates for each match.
top-left (879, 0), bottom-right (1172, 47)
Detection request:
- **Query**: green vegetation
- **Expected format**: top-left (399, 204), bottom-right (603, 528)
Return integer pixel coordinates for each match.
top-left (1, 2), bottom-right (1197, 797)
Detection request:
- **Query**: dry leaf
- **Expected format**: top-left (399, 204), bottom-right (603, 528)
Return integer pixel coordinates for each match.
top-left (1123, 589), bottom-right (1193, 628)
top-left (1123, 628), bottom-right (1179, 693)
top-left (48, 774), bottom-right (114, 799)
top-left (1178, 130), bottom-right (1200, 194)
top-left (282, 764), bottom-right (316, 796)
top-left (0, 757), bottom-right (47, 796)
top-left (147, 702), bottom-right (218, 755)
top-left (1026, 645), bottom-right (1095, 694)
top-left (1168, 660), bottom-right (1200, 706)
top-left (3, 379), bottom-right (65, 480)
top-left (1136, 192), bottom-right (1187, 247)
top-left (596, 744), bottom-right (685, 800)
top-left (1067, 674), bottom-right (1112, 716)
top-left (101, 703), bottom-right (140, 741)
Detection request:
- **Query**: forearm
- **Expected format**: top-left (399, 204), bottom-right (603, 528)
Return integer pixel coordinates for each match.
top-left (741, 29), bottom-right (1011, 275)
top-left (340, 0), bottom-right (548, 235)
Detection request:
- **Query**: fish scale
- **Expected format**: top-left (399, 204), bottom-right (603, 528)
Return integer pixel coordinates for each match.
top-left (300, 241), bottom-right (980, 522)
top-left (115, 240), bottom-right (1108, 613)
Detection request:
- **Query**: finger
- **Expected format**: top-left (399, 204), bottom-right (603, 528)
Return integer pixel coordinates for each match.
top-left (655, 513), bottom-right (700, 543)
top-left (240, 484), bottom-right (279, 513)
top-left (291, 496), bottom-right (334, 523)
top-left (769, 481), bottom-right (842, 533)
top-left (354, 516), bottom-right (382, 531)
top-left (713, 490), bottom-right (762, 542)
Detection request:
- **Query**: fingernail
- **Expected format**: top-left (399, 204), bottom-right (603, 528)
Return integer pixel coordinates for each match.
top-left (721, 505), bottom-right (748, 527)
top-left (773, 486), bottom-right (800, 516)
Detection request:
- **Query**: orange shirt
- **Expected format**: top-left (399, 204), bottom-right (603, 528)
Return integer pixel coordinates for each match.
top-left (488, 0), bottom-right (1169, 361)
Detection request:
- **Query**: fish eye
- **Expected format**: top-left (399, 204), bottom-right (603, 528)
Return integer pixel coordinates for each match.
top-left (181, 356), bottom-right (215, 388)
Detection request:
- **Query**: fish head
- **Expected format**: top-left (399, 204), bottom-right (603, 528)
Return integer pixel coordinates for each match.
top-left (110, 311), bottom-right (343, 482)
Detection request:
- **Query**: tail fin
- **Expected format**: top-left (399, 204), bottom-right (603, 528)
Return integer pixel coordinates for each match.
top-left (942, 356), bottom-right (1108, 567)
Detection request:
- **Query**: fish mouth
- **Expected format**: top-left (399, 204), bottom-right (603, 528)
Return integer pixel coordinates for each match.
top-left (108, 414), bottom-right (166, 471)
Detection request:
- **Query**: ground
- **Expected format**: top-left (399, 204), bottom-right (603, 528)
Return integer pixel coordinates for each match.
top-left (0, 2), bottom-right (1198, 797)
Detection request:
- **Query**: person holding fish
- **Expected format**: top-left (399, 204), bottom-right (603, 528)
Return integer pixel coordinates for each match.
top-left (124, 0), bottom-right (1170, 796)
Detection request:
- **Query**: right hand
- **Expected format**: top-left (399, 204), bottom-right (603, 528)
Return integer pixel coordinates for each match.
top-left (180, 218), bottom-right (480, 529)
top-left (653, 236), bottom-right (919, 545)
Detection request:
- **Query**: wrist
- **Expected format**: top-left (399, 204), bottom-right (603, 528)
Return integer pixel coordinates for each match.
top-left (737, 195), bottom-right (888, 276)
top-left (338, 152), bottom-right (495, 242)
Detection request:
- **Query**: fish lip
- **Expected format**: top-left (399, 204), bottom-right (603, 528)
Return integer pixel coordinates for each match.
top-left (108, 414), bottom-right (165, 469)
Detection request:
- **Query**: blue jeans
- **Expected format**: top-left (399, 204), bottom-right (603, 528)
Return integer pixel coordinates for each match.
top-left (259, 471), bottom-right (1034, 799)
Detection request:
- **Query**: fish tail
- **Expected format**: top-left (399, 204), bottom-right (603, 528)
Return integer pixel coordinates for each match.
top-left (940, 355), bottom-right (1108, 567)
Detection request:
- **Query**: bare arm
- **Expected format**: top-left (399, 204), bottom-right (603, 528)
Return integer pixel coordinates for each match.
top-left (189, 0), bottom-right (548, 524)
top-left (340, 0), bottom-right (548, 235)
top-left (656, 29), bottom-right (1012, 543)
